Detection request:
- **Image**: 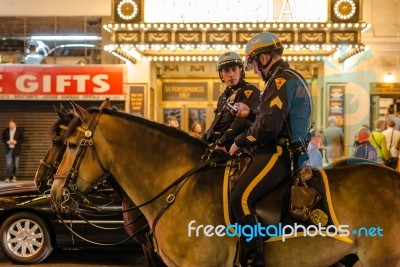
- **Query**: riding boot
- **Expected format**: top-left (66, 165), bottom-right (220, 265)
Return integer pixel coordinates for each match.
top-left (238, 214), bottom-right (265, 267)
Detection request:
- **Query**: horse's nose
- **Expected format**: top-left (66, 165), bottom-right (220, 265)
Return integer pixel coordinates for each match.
top-left (50, 178), bottom-right (66, 212)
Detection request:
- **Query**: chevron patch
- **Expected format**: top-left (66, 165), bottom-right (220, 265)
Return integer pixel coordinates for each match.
top-left (246, 135), bottom-right (257, 142)
top-left (270, 96), bottom-right (283, 109)
top-left (243, 90), bottom-right (253, 98)
top-left (275, 78), bottom-right (286, 90)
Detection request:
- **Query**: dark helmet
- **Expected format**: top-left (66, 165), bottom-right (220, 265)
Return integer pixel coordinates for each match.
top-left (217, 52), bottom-right (245, 82)
top-left (217, 52), bottom-right (243, 70)
top-left (244, 32), bottom-right (284, 70)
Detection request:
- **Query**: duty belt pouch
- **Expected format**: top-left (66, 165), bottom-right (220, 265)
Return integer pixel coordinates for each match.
top-left (229, 156), bottom-right (251, 191)
top-left (290, 168), bottom-right (321, 221)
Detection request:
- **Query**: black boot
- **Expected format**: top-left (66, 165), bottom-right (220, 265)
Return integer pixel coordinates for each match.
top-left (238, 214), bottom-right (265, 267)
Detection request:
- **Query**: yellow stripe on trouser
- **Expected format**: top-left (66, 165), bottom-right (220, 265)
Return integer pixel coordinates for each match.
top-left (241, 146), bottom-right (283, 215)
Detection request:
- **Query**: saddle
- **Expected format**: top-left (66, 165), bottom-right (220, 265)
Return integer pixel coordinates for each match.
top-left (226, 155), bottom-right (338, 238)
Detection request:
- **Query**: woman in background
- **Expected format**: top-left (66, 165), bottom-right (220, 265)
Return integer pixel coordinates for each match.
top-left (188, 122), bottom-right (202, 138)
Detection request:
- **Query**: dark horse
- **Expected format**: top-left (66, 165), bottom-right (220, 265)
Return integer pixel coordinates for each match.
top-left (34, 104), bottom-right (165, 266)
top-left (50, 100), bottom-right (400, 266)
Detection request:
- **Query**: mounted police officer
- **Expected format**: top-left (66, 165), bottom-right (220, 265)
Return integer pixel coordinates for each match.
top-left (203, 52), bottom-right (260, 151)
top-left (229, 32), bottom-right (313, 267)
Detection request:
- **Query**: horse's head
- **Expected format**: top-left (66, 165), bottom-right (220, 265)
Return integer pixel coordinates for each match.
top-left (34, 105), bottom-right (76, 194)
top-left (51, 99), bottom-right (112, 212)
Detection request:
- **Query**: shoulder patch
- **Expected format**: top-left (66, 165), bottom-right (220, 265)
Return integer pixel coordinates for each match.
top-left (275, 78), bottom-right (286, 90)
top-left (270, 96), bottom-right (283, 109)
top-left (243, 90), bottom-right (253, 98)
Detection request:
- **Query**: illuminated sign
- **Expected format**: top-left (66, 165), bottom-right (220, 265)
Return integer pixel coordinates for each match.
top-left (162, 82), bottom-right (208, 101)
top-left (144, 0), bottom-right (328, 22)
top-left (370, 83), bottom-right (400, 95)
top-left (129, 85), bottom-right (145, 116)
top-left (0, 65), bottom-right (124, 100)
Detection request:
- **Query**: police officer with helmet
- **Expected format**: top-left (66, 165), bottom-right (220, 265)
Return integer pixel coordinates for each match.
top-left (229, 32), bottom-right (313, 266)
top-left (203, 52), bottom-right (260, 151)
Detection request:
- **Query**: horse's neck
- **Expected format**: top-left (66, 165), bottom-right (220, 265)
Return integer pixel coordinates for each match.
top-left (100, 116), bottom-right (204, 221)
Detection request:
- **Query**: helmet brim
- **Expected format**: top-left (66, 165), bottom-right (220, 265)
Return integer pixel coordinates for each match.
top-left (218, 60), bottom-right (243, 70)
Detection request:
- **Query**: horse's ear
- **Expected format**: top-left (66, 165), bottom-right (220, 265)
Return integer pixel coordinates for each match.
top-left (59, 103), bottom-right (68, 114)
top-left (99, 98), bottom-right (110, 111)
top-left (54, 105), bottom-right (70, 124)
top-left (70, 101), bottom-right (90, 122)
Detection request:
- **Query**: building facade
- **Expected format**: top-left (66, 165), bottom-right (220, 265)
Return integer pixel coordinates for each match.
top-left (0, 0), bottom-right (399, 177)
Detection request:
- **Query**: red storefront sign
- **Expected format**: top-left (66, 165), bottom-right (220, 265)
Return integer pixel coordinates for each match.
top-left (0, 65), bottom-right (125, 100)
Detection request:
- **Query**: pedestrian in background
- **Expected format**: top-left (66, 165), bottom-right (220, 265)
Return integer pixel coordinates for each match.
top-left (370, 119), bottom-right (390, 165)
top-left (353, 124), bottom-right (370, 148)
top-left (323, 116), bottom-right (344, 164)
top-left (382, 119), bottom-right (400, 169)
top-left (188, 122), bottom-right (202, 138)
top-left (307, 129), bottom-right (323, 167)
top-left (2, 119), bottom-right (25, 182)
top-left (353, 127), bottom-right (377, 162)
top-left (166, 115), bottom-right (180, 129)
top-left (386, 106), bottom-right (400, 131)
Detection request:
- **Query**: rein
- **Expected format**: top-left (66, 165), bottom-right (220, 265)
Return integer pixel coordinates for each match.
top-left (149, 153), bottom-right (229, 233)
top-left (53, 211), bottom-right (148, 246)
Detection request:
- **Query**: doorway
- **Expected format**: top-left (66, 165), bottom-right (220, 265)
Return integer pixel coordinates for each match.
top-left (370, 95), bottom-right (400, 128)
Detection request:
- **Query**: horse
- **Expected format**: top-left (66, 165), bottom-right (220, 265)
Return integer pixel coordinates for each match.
top-left (34, 104), bottom-right (165, 267)
top-left (50, 99), bottom-right (400, 267)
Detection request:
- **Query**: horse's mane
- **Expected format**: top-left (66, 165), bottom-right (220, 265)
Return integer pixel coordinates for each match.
top-left (63, 106), bottom-right (207, 149)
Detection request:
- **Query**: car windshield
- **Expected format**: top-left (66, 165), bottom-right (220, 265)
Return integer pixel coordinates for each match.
top-left (52, 47), bottom-right (93, 57)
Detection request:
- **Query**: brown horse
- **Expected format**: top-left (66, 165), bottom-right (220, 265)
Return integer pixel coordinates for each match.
top-left (50, 100), bottom-right (400, 267)
top-left (34, 105), bottom-right (165, 267)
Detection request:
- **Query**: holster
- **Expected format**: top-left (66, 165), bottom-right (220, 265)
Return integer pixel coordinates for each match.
top-left (290, 166), bottom-right (321, 221)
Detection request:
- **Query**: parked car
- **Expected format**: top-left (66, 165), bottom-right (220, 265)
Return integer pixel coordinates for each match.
top-left (42, 44), bottom-right (101, 65)
top-left (0, 181), bottom-right (137, 264)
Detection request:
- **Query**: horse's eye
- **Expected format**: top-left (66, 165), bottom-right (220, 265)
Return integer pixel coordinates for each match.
top-left (53, 137), bottom-right (63, 145)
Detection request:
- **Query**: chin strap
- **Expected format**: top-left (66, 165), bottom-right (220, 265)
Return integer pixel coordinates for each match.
top-left (255, 51), bottom-right (276, 82)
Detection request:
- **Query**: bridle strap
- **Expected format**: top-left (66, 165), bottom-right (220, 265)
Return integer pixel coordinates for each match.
top-left (37, 125), bottom-right (69, 192)
top-left (56, 112), bottom-right (107, 187)
top-left (39, 159), bottom-right (53, 169)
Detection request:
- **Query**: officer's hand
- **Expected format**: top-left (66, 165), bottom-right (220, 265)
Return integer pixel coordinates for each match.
top-left (215, 144), bottom-right (227, 153)
top-left (229, 142), bottom-right (240, 156)
top-left (233, 102), bottom-right (250, 118)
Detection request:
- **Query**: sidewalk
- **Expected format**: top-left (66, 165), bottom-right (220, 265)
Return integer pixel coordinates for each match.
top-left (0, 179), bottom-right (35, 189)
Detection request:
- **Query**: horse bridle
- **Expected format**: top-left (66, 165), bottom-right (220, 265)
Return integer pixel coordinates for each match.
top-left (35, 125), bottom-right (69, 194)
top-left (53, 111), bottom-right (110, 213)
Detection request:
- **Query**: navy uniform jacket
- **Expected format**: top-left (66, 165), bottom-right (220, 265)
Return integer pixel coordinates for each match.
top-left (2, 127), bottom-right (25, 156)
top-left (205, 79), bottom-right (260, 148)
top-left (234, 59), bottom-right (312, 164)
